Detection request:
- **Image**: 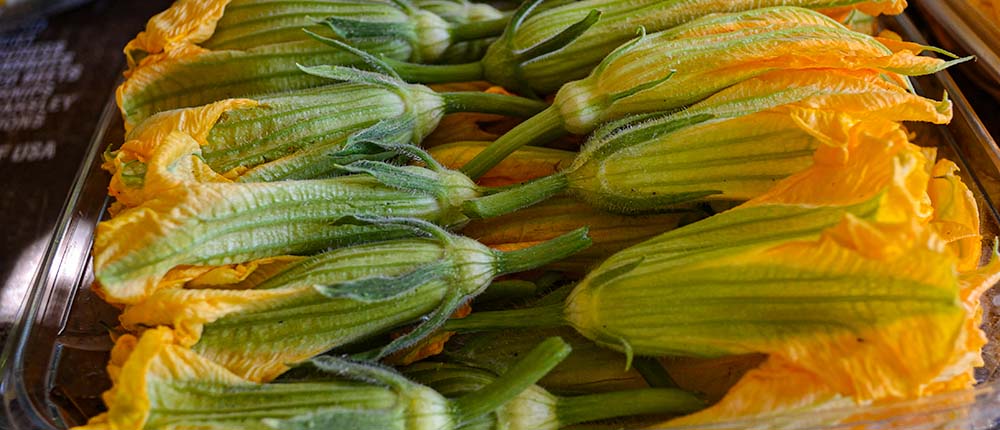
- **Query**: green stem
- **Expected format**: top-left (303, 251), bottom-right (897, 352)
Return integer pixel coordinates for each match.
top-left (556, 388), bottom-right (706, 426)
top-left (453, 337), bottom-right (571, 423)
top-left (495, 227), bottom-right (590, 275)
top-left (449, 17), bottom-right (509, 42)
top-left (632, 357), bottom-right (680, 389)
top-left (461, 106), bottom-right (566, 180)
top-left (387, 57), bottom-right (484, 83)
top-left (463, 172), bottom-right (568, 219)
top-left (443, 304), bottom-right (565, 332)
top-left (441, 92), bottom-right (549, 117)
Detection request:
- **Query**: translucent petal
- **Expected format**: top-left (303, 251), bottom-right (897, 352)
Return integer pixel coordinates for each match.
top-left (928, 159), bottom-right (982, 271)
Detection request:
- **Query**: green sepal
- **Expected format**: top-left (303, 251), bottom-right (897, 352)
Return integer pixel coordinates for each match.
top-left (323, 16), bottom-right (416, 42)
top-left (584, 113), bottom-right (715, 168)
top-left (329, 115), bottom-right (420, 165)
top-left (607, 69), bottom-right (674, 103)
top-left (333, 119), bottom-right (445, 171)
top-left (315, 261), bottom-right (451, 302)
top-left (593, 26), bottom-right (647, 77)
top-left (332, 215), bottom-right (453, 243)
top-left (352, 290), bottom-right (465, 361)
top-left (303, 29), bottom-right (403, 80)
top-left (311, 355), bottom-right (414, 390)
top-left (585, 257), bottom-right (643, 291)
top-left (599, 28), bottom-right (676, 104)
top-left (298, 63), bottom-right (405, 92)
top-left (336, 161), bottom-right (443, 196)
top-left (515, 9), bottom-right (602, 65)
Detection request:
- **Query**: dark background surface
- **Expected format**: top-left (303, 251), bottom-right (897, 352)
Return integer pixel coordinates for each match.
top-left (0, 0), bottom-right (172, 354)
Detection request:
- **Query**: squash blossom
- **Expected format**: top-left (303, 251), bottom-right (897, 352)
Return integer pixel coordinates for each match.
top-left (661, 249), bottom-right (1000, 428)
top-left (107, 66), bottom-right (546, 208)
top-left (375, 0), bottom-right (906, 95)
top-left (74, 327), bottom-right (574, 430)
top-left (94, 131), bottom-right (493, 304)
top-left (466, 69), bottom-right (952, 217)
top-left (447, 119), bottom-right (993, 409)
top-left (404, 362), bottom-right (705, 430)
top-left (118, 0), bottom-right (508, 127)
top-left (460, 6), bottom-right (969, 179)
top-left (117, 218), bottom-right (590, 381)
top-left (661, 170), bottom-right (995, 427)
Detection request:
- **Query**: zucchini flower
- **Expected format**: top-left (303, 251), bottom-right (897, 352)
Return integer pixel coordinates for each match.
top-left (108, 65), bottom-right (546, 207)
top-left (375, 0), bottom-right (906, 95)
top-left (447, 119), bottom-right (995, 414)
top-left (74, 327), bottom-right (574, 430)
top-left (465, 69), bottom-right (952, 217)
top-left (117, 218), bottom-right (590, 381)
top-left (95, 130), bottom-right (493, 304)
top-left (661, 245), bottom-right (1000, 428)
top-left (404, 362), bottom-right (705, 430)
top-left (460, 7), bottom-right (968, 179)
top-left (119, 0), bottom-right (508, 126)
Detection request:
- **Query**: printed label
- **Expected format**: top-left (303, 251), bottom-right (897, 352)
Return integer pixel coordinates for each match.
top-left (0, 18), bottom-right (82, 160)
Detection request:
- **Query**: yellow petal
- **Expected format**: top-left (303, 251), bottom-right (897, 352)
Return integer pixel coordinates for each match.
top-left (106, 99), bottom-right (256, 207)
top-left (928, 159), bottom-right (982, 271)
top-left (94, 133), bottom-right (228, 303)
top-left (124, 0), bottom-right (231, 69)
top-left (186, 256), bottom-right (306, 289)
top-left (687, 68), bottom-right (951, 126)
top-left (100, 327), bottom-right (249, 430)
top-left (747, 118), bottom-right (934, 225)
top-left (150, 256), bottom-right (306, 292)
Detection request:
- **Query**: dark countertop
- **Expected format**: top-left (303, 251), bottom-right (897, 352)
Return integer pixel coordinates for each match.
top-left (0, 0), bottom-right (171, 353)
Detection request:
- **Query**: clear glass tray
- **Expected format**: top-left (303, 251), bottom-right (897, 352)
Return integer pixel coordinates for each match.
top-left (3, 12), bottom-right (1000, 430)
